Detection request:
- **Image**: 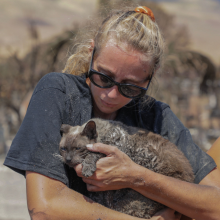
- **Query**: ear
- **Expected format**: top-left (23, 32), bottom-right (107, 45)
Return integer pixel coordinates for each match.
top-left (89, 39), bottom-right (95, 53)
top-left (81, 120), bottom-right (98, 140)
top-left (60, 124), bottom-right (72, 135)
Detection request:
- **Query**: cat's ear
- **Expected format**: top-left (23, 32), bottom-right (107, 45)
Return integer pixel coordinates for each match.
top-left (81, 121), bottom-right (98, 140)
top-left (60, 124), bottom-right (72, 135)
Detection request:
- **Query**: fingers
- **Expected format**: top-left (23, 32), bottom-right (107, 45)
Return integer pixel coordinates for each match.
top-left (153, 208), bottom-right (181, 220)
top-left (82, 178), bottom-right (97, 185)
top-left (86, 183), bottom-right (102, 192)
top-left (82, 178), bottom-right (103, 191)
top-left (154, 207), bottom-right (174, 216)
top-left (74, 164), bottom-right (83, 177)
top-left (86, 143), bottom-right (118, 156)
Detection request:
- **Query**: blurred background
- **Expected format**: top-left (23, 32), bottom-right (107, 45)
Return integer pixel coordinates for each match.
top-left (0, 0), bottom-right (219, 219)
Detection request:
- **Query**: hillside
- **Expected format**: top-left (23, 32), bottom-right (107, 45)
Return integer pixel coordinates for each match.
top-left (0, 0), bottom-right (220, 64)
top-left (0, 0), bottom-right (97, 57)
top-left (160, 0), bottom-right (220, 65)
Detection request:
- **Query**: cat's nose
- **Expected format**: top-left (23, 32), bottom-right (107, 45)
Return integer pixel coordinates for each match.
top-left (66, 159), bottom-right (71, 163)
top-left (66, 156), bottom-right (71, 163)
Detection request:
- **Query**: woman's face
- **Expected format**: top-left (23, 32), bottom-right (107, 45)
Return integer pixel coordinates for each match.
top-left (89, 43), bottom-right (152, 119)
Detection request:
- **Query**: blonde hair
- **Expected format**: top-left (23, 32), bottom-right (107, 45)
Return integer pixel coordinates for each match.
top-left (63, 9), bottom-right (164, 77)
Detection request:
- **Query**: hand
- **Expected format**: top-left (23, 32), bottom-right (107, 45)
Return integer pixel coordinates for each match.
top-left (151, 208), bottom-right (182, 220)
top-left (74, 143), bottom-right (139, 192)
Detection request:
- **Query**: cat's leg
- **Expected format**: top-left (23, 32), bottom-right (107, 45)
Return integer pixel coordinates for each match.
top-left (82, 153), bottom-right (105, 177)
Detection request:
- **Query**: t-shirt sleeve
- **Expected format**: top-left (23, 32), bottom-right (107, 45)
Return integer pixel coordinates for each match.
top-left (160, 106), bottom-right (216, 184)
top-left (4, 86), bottom-right (69, 185)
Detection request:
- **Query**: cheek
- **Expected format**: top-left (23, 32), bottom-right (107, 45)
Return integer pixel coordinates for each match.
top-left (121, 97), bottom-right (132, 106)
top-left (90, 84), bottom-right (106, 98)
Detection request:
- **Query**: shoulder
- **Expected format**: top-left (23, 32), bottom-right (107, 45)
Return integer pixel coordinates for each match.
top-left (143, 99), bottom-right (188, 139)
top-left (29, 72), bottom-right (92, 125)
top-left (153, 99), bottom-right (170, 111)
top-left (33, 72), bottom-right (89, 96)
top-left (138, 98), bottom-right (171, 134)
top-left (138, 98), bottom-right (191, 149)
top-left (138, 98), bottom-right (216, 183)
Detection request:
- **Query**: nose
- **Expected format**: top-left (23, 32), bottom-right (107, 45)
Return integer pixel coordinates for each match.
top-left (106, 85), bottom-right (120, 99)
top-left (66, 156), bottom-right (71, 163)
top-left (66, 159), bottom-right (71, 164)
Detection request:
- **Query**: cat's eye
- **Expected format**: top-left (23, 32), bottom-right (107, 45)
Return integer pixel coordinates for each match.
top-left (76, 147), bottom-right (81, 150)
top-left (61, 147), bottom-right (67, 152)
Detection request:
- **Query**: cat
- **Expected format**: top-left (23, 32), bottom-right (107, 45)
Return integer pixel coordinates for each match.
top-left (59, 118), bottom-right (194, 219)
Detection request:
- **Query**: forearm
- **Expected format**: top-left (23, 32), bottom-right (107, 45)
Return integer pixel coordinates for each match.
top-left (42, 187), bottom-right (144, 220)
top-left (131, 164), bottom-right (220, 220)
top-left (26, 171), bottom-right (143, 220)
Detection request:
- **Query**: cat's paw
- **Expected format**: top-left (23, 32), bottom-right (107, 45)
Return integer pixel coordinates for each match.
top-left (82, 162), bottom-right (96, 177)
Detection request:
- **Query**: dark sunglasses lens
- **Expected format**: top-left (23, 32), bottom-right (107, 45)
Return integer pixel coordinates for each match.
top-left (90, 72), bottom-right (113, 88)
top-left (89, 71), bottom-right (146, 98)
top-left (120, 85), bottom-right (143, 98)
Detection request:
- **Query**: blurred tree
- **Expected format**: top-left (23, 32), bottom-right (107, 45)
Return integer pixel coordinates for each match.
top-left (0, 23), bottom-right (78, 134)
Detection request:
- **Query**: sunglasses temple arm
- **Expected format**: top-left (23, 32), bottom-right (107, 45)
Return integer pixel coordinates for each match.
top-left (87, 48), bottom-right (96, 78)
top-left (145, 70), bottom-right (154, 90)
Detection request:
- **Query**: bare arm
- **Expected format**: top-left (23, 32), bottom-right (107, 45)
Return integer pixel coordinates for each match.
top-left (26, 171), bottom-right (149, 220)
top-left (26, 171), bottom-right (179, 220)
top-left (131, 163), bottom-right (220, 220)
top-left (77, 143), bottom-right (220, 220)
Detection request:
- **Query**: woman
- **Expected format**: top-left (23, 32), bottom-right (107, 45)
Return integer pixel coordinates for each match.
top-left (4, 6), bottom-right (220, 220)
top-left (207, 137), bottom-right (220, 168)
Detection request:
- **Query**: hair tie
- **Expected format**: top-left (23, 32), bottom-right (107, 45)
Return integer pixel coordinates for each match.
top-left (134, 6), bottom-right (155, 22)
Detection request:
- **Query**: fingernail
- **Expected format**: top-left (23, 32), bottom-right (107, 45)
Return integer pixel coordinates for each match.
top-left (86, 144), bottom-right (93, 149)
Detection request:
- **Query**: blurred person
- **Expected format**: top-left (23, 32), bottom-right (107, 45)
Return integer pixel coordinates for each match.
top-left (207, 137), bottom-right (220, 168)
top-left (4, 6), bottom-right (220, 220)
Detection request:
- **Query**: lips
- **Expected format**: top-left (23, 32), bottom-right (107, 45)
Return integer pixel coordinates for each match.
top-left (101, 99), bottom-right (117, 107)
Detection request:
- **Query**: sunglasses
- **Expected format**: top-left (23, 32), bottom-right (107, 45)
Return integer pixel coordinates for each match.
top-left (87, 48), bottom-right (153, 99)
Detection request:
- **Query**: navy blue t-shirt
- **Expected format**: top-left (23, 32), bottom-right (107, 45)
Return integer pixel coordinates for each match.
top-left (4, 72), bottom-right (216, 194)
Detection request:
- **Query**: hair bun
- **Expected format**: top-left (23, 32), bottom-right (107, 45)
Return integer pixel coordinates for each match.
top-left (134, 6), bottom-right (155, 22)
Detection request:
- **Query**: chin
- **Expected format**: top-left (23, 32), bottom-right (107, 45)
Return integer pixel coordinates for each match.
top-left (100, 105), bottom-right (118, 114)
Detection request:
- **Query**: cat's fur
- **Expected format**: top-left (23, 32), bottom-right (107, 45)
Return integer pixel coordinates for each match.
top-left (59, 118), bottom-right (194, 219)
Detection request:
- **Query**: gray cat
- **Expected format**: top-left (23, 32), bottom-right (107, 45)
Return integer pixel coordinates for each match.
top-left (59, 118), bottom-right (194, 219)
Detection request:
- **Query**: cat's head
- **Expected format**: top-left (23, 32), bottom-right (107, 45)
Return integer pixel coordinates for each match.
top-left (59, 120), bottom-right (98, 167)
